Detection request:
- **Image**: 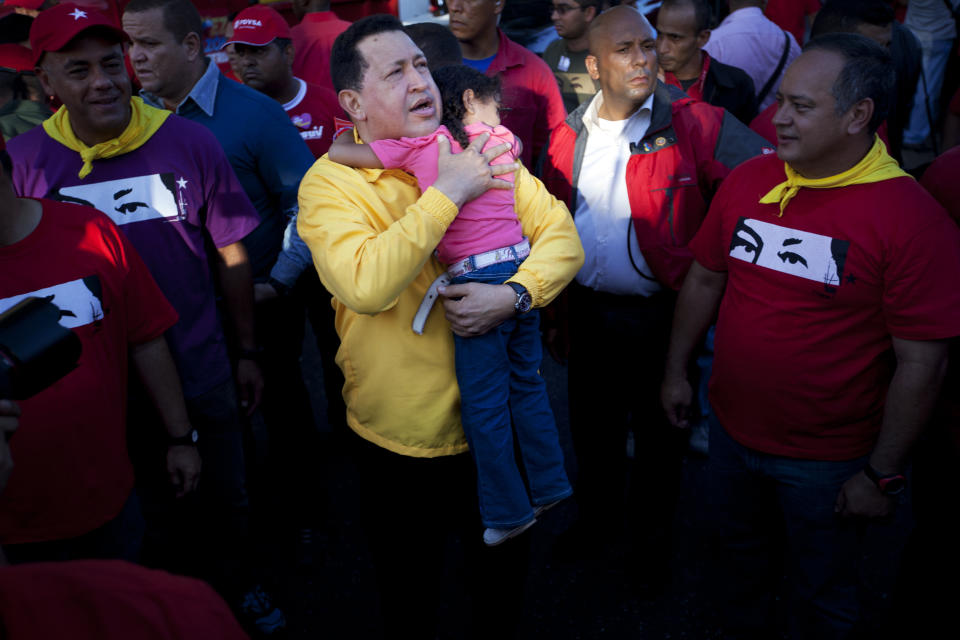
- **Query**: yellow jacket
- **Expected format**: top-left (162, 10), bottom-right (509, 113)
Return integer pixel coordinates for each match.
top-left (298, 158), bottom-right (584, 457)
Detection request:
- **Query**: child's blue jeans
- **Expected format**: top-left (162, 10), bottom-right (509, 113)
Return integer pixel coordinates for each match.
top-left (450, 258), bottom-right (572, 529)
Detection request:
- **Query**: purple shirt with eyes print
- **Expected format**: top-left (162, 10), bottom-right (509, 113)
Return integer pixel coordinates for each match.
top-left (8, 113), bottom-right (260, 398)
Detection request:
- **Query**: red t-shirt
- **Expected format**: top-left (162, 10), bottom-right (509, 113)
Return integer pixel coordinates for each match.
top-left (291, 11), bottom-right (351, 92)
top-left (764, 0), bottom-right (820, 44)
top-left (689, 154), bottom-right (960, 460)
top-left (921, 145), bottom-right (960, 223)
top-left (285, 78), bottom-right (342, 158)
top-left (0, 200), bottom-right (177, 544)
top-left (0, 560), bottom-right (248, 639)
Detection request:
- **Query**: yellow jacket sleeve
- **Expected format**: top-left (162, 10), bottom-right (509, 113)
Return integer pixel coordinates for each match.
top-left (297, 158), bottom-right (458, 315)
top-left (508, 163), bottom-right (585, 308)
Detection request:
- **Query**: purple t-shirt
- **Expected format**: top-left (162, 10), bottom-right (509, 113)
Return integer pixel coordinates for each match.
top-left (9, 115), bottom-right (260, 398)
top-left (369, 122), bottom-right (523, 265)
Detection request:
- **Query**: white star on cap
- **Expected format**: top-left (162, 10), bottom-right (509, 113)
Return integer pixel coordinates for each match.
top-left (69, 8), bottom-right (88, 20)
top-left (176, 177), bottom-right (188, 189)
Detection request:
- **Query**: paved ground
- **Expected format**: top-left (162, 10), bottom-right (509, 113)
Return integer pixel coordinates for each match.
top-left (246, 324), bottom-right (914, 639)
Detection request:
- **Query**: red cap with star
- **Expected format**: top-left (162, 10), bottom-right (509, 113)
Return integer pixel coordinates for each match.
top-left (28, 2), bottom-right (127, 66)
top-left (223, 4), bottom-right (290, 48)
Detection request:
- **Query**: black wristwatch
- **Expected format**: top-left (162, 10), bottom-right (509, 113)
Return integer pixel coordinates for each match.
top-left (863, 463), bottom-right (906, 496)
top-left (168, 428), bottom-right (199, 447)
top-left (506, 282), bottom-right (532, 314)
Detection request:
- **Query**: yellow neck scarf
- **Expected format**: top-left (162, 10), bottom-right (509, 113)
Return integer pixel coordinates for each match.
top-left (759, 135), bottom-right (909, 217)
top-left (42, 97), bottom-right (171, 179)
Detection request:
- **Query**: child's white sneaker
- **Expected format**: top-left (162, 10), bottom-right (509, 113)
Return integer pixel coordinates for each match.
top-left (483, 518), bottom-right (537, 547)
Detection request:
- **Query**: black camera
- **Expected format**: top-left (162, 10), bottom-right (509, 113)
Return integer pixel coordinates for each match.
top-left (0, 297), bottom-right (82, 400)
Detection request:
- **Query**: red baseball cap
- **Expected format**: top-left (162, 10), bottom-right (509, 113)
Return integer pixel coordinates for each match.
top-left (28, 2), bottom-right (127, 66)
top-left (3, 0), bottom-right (44, 10)
top-left (224, 5), bottom-right (290, 48)
top-left (0, 43), bottom-right (32, 72)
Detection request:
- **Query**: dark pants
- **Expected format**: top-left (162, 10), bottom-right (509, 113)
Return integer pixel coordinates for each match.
top-left (129, 378), bottom-right (251, 601)
top-left (707, 414), bottom-right (867, 640)
top-left (249, 282), bottom-right (325, 533)
top-left (349, 433), bottom-right (530, 640)
top-left (299, 269), bottom-right (347, 435)
top-left (3, 491), bottom-right (144, 564)
top-left (566, 283), bottom-right (687, 571)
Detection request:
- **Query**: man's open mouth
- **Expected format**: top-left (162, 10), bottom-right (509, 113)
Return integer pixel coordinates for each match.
top-left (410, 97), bottom-right (434, 114)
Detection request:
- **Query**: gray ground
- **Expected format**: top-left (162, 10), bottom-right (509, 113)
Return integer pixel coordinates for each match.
top-left (257, 322), bottom-right (912, 639)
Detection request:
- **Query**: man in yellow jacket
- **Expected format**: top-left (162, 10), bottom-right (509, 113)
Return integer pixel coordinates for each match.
top-left (297, 14), bottom-right (583, 640)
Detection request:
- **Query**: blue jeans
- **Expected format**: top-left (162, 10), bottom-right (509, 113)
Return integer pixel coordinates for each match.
top-left (707, 414), bottom-right (866, 640)
top-left (451, 259), bottom-right (572, 529)
top-left (904, 36), bottom-right (954, 145)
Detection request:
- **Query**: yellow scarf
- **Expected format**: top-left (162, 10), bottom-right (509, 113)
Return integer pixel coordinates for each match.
top-left (42, 97), bottom-right (171, 179)
top-left (759, 135), bottom-right (910, 217)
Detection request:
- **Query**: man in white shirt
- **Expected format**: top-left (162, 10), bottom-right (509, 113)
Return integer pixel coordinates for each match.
top-left (539, 4), bottom-right (769, 596)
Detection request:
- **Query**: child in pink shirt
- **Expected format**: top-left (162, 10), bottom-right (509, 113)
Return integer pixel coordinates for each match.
top-left (329, 65), bottom-right (571, 547)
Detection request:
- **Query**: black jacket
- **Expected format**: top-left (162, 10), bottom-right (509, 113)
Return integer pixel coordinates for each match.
top-left (701, 56), bottom-right (758, 126)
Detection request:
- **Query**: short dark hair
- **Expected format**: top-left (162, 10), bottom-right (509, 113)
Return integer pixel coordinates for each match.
top-left (330, 14), bottom-right (405, 93)
top-left (811, 0), bottom-right (894, 40)
top-left (274, 37), bottom-right (293, 52)
top-left (660, 0), bottom-right (714, 33)
top-left (123, 0), bottom-right (203, 43)
top-left (404, 22), bottom-right (462, 71)
top-left (804, 32), bottom-right (894, 135)
top-left (574, 0), bottom-right (602, 12)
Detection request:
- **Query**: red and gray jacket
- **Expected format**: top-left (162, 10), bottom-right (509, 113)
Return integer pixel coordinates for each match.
top-left (538, 82), bottom-right (772, 290)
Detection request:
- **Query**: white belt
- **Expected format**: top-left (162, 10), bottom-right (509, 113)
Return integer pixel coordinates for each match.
top-left (412, 272), bottom-right (451, 335)
top-left (445, 239), bottom-right (530, 278)
top-left (411, 239), bottom-right (530, 335)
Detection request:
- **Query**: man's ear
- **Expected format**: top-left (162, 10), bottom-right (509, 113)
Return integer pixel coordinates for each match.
top-left (492, 0), bottom-right (504, 17)
top-left (182, 31), bottom-right (203, 62)
top-left (339, 89), bottom-right (365, 122)
top-left (583, 6), bottom-right (597, 23)
top-left (846, 97), bottom-right (874, 136)
top-left (284, 42), bottom-right (295, 67)
top-left (585, 54), bottom-right (600, 81)
top-left (34, 65), bottom-right (56, 101)
top-left (696, 29), bottom-right (711, 49)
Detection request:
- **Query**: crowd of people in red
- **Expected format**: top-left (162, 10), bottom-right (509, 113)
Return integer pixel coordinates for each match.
top-left (0, 1), bottom-right (958, 638)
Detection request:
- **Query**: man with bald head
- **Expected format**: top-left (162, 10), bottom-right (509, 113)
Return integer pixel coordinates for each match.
top-left (540, 4), bottom-right (768, 594)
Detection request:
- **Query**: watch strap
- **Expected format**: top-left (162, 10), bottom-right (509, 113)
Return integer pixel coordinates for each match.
top-left (168, 428), bottom-right (199, 447)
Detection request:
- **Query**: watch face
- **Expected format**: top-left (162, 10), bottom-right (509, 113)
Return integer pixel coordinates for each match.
top-left (879, 476), bottom-right (906, 495)
top-left (517, 292), bottom-right (533, 313)
top-left (190, 429), bottom-right (199, 443)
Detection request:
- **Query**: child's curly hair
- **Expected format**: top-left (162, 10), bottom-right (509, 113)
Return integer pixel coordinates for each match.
top-left (432, 65), bottom-right (502, 150)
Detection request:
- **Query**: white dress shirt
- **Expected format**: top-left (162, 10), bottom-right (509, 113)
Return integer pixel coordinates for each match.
top-left (574, 91), bottom-right (662, 297)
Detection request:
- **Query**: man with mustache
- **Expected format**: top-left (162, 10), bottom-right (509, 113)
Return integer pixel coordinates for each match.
top-left (539, 4), bottom-right (769, 595)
